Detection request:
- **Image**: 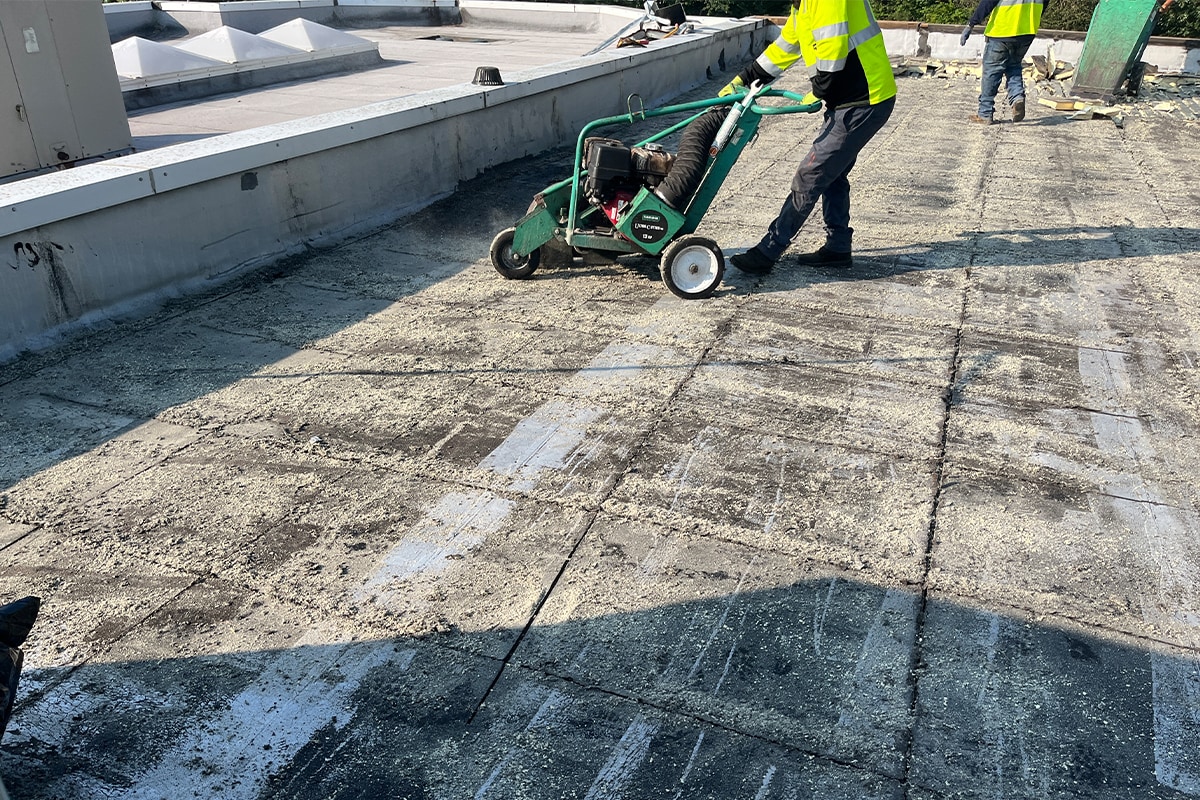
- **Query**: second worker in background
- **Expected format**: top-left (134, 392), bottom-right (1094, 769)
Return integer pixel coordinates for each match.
top-left (723, 0), bottom-right (896, 274)
top-left (961, 0), bottom-right (1045, 123)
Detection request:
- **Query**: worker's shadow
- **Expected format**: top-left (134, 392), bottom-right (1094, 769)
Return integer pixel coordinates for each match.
top-left (746, 224), bottom-right (1200, 291)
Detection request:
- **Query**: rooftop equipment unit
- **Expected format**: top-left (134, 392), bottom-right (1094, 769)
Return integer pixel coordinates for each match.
top-left (0, 0), bottom-right (132, 180)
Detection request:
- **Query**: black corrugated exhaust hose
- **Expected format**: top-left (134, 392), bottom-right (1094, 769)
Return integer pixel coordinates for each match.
top-left (654, 107), bottom-right (729, 209)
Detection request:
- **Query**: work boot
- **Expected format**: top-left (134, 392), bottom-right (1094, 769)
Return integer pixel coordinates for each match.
top-left (729, 247), bottom-right (775, 275)
top-left (794, 246), bottom-right (853, 268)
top-left (1012, 98), bottom-right (1026, 122)
top-left (968, 113), bottom-right (993, 125)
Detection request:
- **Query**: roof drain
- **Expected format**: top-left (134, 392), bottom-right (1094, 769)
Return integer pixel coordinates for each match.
top-left (472, 66), bottom-right (504, 85)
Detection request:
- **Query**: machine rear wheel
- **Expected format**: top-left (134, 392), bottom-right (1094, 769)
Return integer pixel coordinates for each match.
top-left (659, 235), bottom-right (724, 299)
top-left (490, 227), bottom-right (540, 280)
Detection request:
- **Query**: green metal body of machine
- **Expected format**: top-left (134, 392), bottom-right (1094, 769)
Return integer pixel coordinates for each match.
top-left (1072, 0), bottom-right (1167, 99)
top-left (489, 83), bottom-right (819, 299)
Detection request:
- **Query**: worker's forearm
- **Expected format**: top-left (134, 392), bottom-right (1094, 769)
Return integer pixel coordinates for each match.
top-left (737, 60), bottom-right (777, 89)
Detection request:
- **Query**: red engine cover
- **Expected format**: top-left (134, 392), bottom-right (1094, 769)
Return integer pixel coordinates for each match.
top-left (602, 190), bottom-right (635, 225)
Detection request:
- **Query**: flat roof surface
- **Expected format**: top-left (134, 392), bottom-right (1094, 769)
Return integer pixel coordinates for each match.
top-left (126, 20), bottom-right (611, 147)
top-left (3, 38), bottom-right (1200, 800)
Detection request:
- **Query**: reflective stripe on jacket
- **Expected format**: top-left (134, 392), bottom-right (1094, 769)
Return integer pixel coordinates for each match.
top-left (984, 0), bottom-right (1043, 37)
top-left (752, 0), bottom-right (896, 105)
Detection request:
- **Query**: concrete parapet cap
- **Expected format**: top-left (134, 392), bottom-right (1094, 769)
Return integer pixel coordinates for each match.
top-left (1, 165), bottom-right (155, 238)
top-left (104, 1), bottom-right (155, 14)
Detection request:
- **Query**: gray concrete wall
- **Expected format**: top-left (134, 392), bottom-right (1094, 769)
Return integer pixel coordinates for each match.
top-left (2, 12), bottom-right (761, 362)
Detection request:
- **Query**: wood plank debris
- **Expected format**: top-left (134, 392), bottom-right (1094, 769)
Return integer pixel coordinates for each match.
top-left (891, 56), bottom-right (1199, 125)
top-left (1038, 97), bottom-right (1079, 110)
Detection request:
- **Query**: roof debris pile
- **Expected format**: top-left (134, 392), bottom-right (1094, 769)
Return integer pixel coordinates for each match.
top-left (893, 55), bottom-right (1200, 126)
top-left (1132, 69), bottom-right (1200, 117)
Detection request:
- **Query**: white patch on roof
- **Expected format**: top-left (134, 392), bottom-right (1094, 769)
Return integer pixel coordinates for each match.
top-left (259, 18), bottom-right (376, 53)
top-left (175, 26), bottom-right (305, 63)
top-left (111, 37), bottom-right (227, 79)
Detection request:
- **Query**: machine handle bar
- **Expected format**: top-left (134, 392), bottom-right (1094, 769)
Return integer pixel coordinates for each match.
top-left (564, 86), bottom-right (819, 231)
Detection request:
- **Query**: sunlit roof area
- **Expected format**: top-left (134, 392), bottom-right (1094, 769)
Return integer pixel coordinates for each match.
top-left (1, 1), bottom-right (1199, 798)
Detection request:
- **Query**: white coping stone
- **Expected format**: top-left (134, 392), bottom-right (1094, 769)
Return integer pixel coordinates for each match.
top-left (176, 26), bottom-right (306, 63)
top-left (112, 37), bottom-right (228, 79)
top-left (258, 18), bottom-right (376, 52)
top-left (104, 1), bottom-right (155, 14)
top-left (1, 164), bottom-right (155, 235)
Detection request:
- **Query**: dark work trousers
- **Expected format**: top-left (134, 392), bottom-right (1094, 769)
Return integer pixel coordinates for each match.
top-left (756, 96), bottom-right (895, 260)
top-left (979, 34), bottom-right (1035, 118)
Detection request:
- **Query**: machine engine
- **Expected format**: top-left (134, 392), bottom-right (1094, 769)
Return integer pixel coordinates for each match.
top-left (583, 138), bottom-right (675, 223)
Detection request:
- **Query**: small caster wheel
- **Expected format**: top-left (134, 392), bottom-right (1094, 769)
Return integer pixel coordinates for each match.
top-left (490, 227), bottom-right (540, 279)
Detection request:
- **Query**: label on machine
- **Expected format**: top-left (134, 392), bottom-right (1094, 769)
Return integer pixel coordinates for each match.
top-left (628, 210), bottom-right (669, 244)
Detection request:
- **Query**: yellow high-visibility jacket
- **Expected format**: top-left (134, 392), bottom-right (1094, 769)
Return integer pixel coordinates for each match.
top-left (983, 0), bottom-right (1043, 37)
top-left (751, 0), bottom-right (897, 106)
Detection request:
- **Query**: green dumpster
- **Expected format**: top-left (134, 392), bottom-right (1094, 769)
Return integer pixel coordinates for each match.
top-left (1071, 0), bottom-right (1165, 99)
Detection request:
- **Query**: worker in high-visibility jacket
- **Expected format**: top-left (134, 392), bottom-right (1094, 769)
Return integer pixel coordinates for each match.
top-left (960, 0), bottom-right (1045, 123)
top-left (720, 0), bottom-right (896, 274)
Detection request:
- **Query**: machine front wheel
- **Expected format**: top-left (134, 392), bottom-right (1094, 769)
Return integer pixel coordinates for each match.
top-left (490, 227), bottom-right (540, 280)
top-left (659, 236), bottom-right (724, 299)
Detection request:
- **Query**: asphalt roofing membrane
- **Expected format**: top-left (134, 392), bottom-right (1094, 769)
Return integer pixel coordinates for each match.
top-left (2, 26), bottom-right (1200, 800)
